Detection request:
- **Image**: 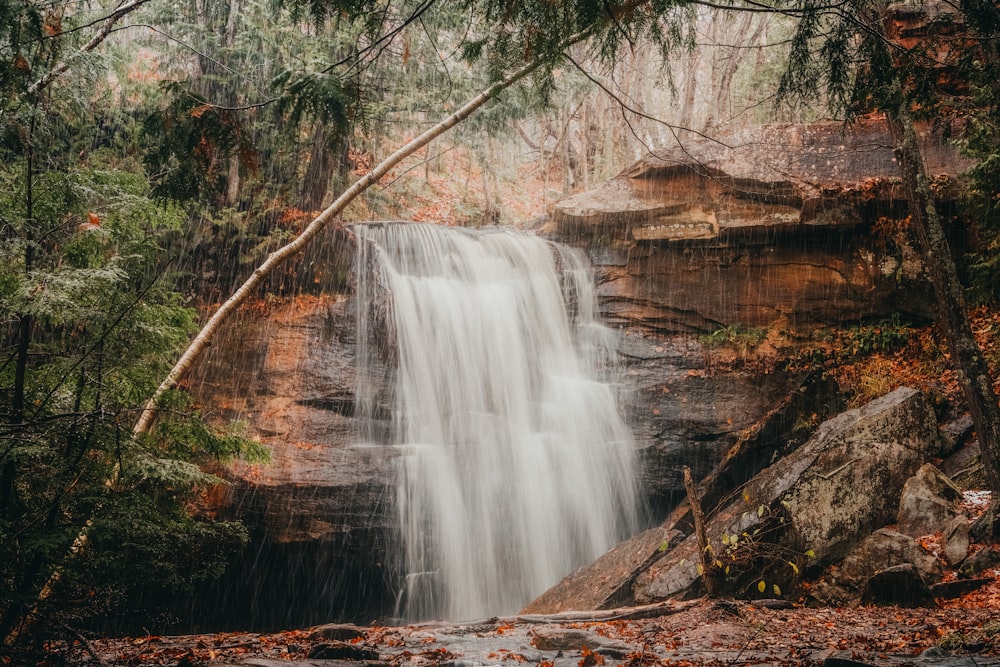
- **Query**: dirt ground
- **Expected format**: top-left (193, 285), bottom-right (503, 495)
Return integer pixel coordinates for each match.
top-left (35, 567), bottom-right (999, 667)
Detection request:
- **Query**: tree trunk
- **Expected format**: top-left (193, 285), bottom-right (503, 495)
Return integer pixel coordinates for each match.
top-left (300, 123), bottom-right (337, 211)
top-left (886, 104), bottom-right (1000, 538)
top-left (678, 48), bottom-right (701, 132)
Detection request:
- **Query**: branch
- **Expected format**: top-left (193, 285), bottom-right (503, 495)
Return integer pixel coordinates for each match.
top-left (564, 53), bottom-right (733, 149)
top-left (131, 24), bottom-right (597, 436)
top-left (27, 0), bottom-right (154, 97)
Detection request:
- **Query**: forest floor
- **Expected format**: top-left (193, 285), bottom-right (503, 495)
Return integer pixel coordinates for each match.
top-left (66, 572), bottom-right (1000, 666)
top-left (39, 284), bottom-right (1000, 667)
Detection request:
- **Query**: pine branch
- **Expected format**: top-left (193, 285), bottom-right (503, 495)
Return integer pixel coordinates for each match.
top-left (27, 0), bottom-right (154, 97)
top-left (132, 23), bottom-right (595, 431)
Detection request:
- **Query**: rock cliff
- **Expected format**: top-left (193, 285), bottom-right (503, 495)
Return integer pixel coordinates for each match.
top-left (181, 117), bottom-right (972, 628)
top-left (552, 116), bottom-right (968, 334)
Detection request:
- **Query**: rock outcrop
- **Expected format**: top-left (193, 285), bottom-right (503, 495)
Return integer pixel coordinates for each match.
top-left (552, 118), bottom-right (970, 335)
top-left (182, 117), bottom-right (975, 628)
top-left (526, 387), bottom-right (941, 612)
top-left (180, 295), bottom-right (400, 629)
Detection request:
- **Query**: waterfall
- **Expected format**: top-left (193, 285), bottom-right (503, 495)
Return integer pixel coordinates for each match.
top-left (354, 222), bottom-right (639, 621)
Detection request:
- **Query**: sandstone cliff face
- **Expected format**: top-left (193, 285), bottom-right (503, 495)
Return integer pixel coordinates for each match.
top-left (553, 117), bottom-right (968, 334)
top-left (181, 295), bottom-right (400, 629)
top-left (183, 118), bottom-right (972, 628)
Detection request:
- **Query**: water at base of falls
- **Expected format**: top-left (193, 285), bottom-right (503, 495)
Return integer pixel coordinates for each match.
top-left (354, 222), bottom-right (640, 622)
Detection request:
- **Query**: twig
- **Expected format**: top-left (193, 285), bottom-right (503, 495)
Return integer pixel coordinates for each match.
top-left (684, 465), bottom-right (717, 595)
top-left (62, 623), bottom-right (108, 667)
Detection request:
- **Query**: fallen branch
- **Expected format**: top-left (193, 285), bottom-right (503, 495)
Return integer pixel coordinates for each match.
top-left (415, 599), bottom-right (699, 629)
top-left (62, 623), bottom-right (109, 667)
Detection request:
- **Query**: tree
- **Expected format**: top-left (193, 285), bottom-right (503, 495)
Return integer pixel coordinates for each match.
top-left (777, 0), bottom-right (1000, 536)
top-left (0, 1), bottom-right (265, 651)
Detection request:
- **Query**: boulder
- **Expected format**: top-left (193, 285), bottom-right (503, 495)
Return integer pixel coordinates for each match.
top-left (939, 415), bottom-right (975, 457)
top-left (959, 545), bottom-right (1000, 578)
top-left (942, 516), bottom-right (971, 566)
top-left (809, 529), bottom-right (941, 605)
top-left (632, 387), bottom-right (939, 602)
top-left (861, 564), bottom-right (936, 607)
top-left (844, 529), bottom-right (943, 584)
top-left (896, 463), bottom-right (963, 537)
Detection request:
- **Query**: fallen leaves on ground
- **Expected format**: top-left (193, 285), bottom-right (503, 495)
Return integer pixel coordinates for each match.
top-left (67, 564), bottom-right (1000, 666)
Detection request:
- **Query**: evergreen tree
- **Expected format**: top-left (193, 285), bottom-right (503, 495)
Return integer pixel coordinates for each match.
top-left (777, 0), bottom-right (1000, 536)
top-left (0, 1), bottom-right (265, 652)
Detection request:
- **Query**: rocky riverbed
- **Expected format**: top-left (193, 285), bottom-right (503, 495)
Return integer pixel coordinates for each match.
top-left (66, 577), bottom-right (1000, 667)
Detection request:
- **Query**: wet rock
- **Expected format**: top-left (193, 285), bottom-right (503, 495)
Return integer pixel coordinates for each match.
top-left (844, 529), bottom-right (943, 583)
top-left (939, 415), bottom-right (974, 457)
top-left (530, 627), bottom-right (597, 651)
top-left (942, 516), bottom-right (971, 565)
top-left (309, 624), bottom-right (367, 642)
top-left (810, 528), bottom-right (941, 606)
top-left (896, 464), bottom-right (963, 537)
top-left (959, 545), bottom-right (1000, 578)
top-left (308, 641), bottom-right (380, 660)
top-left (929, 577), bottom-right (992, 599)
top-left (634, 387), bottom-right (939, 602)
top-left (529, 627), bottom-right (630, 652)
top-left (861, 563), bottom-right (936, 607)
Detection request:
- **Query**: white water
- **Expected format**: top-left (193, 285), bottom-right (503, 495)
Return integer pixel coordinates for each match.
top-left (355, 222), bottom-right (639, 621)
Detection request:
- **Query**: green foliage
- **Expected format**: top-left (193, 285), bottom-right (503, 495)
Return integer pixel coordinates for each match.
top-left (700, 323), bottom-right (768, 346)
top-left (957, 11), bottom-right (1000, 303)
top-left (845, 314), bottom-right (914, 357)
top-left (143, 83), bottom-right (256, 202)
top-left (0, 8), bottom-right (267, 634)
top-left (699, 324), bottom-right (768, 356)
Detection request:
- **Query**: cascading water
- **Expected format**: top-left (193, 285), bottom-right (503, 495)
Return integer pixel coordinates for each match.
top-left (354, 222), bottom-right (640, 621)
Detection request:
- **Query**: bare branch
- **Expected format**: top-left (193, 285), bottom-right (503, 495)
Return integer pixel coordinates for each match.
top-left (27, 0), bottom-right (154, 97)
top-left (131, 24), bottom-right (599, 436)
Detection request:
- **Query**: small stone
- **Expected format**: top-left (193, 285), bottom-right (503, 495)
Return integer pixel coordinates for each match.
top-left (308, 641), bottom-right (380, 660)
top-left (861, 563), bottom-right (936, 607)
top-left (309, 623), bottom-right (367, 642)
top-left (531, 627), bottom-right (595, 650)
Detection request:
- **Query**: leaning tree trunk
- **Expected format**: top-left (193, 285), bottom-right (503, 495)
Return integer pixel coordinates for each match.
top-left (4, 24), bottom-right (604, 648)
top-left (887, 103), bottom-right (1000, 538)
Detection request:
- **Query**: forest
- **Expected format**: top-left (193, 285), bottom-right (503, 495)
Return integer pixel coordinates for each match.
top-left (2, 0), bottom-right (1000, 665)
